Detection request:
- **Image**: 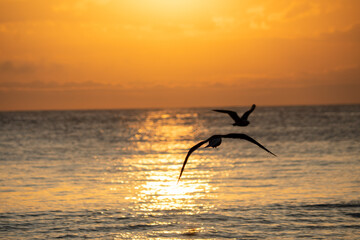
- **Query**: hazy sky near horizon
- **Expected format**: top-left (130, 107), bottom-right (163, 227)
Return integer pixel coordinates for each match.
top-left (0, 0), bottom-right (359, 110)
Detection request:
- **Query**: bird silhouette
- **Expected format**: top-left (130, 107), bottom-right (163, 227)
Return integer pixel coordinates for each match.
top-left (213, 104), bottom-right (256, 126)
top-left (177, 133), bottom-right (276, 183)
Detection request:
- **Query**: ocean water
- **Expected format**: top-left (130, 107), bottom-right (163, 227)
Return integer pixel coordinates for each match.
top-left (0, 105), bottom-right (359, 239)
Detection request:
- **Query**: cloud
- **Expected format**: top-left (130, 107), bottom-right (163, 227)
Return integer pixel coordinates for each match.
top-left (313, 65), bottom-right (360, 85)
top-left (0, 61), bottom-right (36, 74)
top-left (278, 2), bottom-right (320, 21)
top-left (218, 64), bottom-right (360, 91)
top-left (1, 65), bottom-right (359, 111)
top-left (319, 23), bottom-right (360, 42)
top-left (0, 0), bottom-right (111, 23)
top-left (247, 2), bottom-right (322, 30)
top-left (0, 80), bottom-right (121, 91)
top-left (0, 61), bottom-right (65, 83)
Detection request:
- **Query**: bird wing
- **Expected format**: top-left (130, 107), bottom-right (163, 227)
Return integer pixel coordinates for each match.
top-left (177, 139), bottom-right (209, 183)
top-left (222, 133), bottom-right (276, 156)
top-left (240, 104), bottom-right (256, 121)
top-left (213, 109), bottom-right (241, 122)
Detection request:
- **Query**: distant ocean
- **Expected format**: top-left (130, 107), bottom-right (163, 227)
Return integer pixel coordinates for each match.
top-left (1, 105), bottom-right (359, 239)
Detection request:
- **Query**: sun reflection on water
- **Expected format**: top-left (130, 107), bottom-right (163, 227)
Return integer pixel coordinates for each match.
top-left (111, 110), bottom-right (218, 218)
top-left (132, 173), bottom-right (216, 213)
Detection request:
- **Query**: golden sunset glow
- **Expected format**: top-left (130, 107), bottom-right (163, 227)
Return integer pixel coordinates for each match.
top-left (0, 0), bottom-right (359, 110)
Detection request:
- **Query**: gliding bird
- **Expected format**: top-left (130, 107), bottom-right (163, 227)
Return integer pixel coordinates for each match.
top-left (177, 133), bottom-right (276, 183)
top-left (213, 104), bottom-right (256, 126)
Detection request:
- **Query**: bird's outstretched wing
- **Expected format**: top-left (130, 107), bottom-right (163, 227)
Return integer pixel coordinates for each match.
top-left (213, 109), bottom-right (241, 122)
top-left (222, 133), bottom-right (276, 156)
top-left (240, 104), bottom-right (256, 120)
top-left (177, 139), bottom-right (209, 183)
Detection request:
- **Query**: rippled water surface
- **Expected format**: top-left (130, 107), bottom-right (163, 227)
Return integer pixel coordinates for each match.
top-left (1, 105), bottom-right (360, 239)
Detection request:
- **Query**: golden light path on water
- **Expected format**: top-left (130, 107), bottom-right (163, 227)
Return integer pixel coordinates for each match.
top-left (119, 111), bottom-right (217, 214)
top-left (108, 111), bottom-right (218, 237)
top-left (133, 173), bottom-right (215, 213)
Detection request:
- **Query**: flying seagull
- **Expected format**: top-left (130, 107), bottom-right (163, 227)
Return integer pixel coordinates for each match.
top-left (177, 133), bottom-right (276, 183)
top-left (213, 104), bottom-right (256, 126)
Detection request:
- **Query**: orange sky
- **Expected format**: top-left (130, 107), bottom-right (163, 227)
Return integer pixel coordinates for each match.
top-left (0, 0), bottom-right (359, 111)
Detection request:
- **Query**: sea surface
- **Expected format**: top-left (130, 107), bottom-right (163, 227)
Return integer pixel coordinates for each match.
top-left (0, 105), bottom-right (360, 239)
